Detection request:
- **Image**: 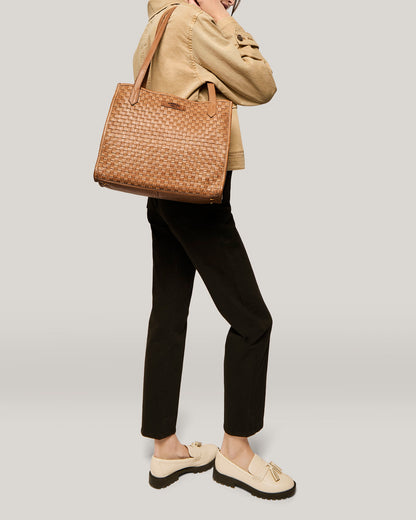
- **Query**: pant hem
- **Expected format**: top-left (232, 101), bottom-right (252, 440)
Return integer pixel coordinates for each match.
top-left (223, 422), bottom-right (264, 438)
top-left (141, 428), bottom-right (176, 440)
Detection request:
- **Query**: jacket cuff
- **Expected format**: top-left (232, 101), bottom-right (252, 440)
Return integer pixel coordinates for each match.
top-left (214, 15), bottom-right (243, 37)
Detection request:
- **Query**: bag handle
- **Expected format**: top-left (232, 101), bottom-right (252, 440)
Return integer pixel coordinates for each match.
top-left (129, 5), bottom-right (217, 117)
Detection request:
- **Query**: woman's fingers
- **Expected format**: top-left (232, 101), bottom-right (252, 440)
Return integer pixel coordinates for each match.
top-left (187, 0), bottom-right (200, 6)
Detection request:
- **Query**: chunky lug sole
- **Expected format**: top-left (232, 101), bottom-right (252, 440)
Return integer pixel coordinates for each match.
top-left (149, 458), bottom-right (215, 489)
top-left (213, 466), bottom-right (296, 500)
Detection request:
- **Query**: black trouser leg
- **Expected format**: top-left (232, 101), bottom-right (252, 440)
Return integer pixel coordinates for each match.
top-left (142, 171), bottom-right (273, 438)
top-left (141, 206), bottom-right (196, 439)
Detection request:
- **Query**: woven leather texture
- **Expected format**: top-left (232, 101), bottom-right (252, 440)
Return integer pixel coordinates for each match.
top-left (94, 84), bottom-right (232, 203)
top-left (93, 5), bottom-right (233, 204)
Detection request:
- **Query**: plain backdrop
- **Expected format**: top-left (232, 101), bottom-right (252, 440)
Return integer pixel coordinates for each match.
top-left (1, 0), bottom-right (415, 518)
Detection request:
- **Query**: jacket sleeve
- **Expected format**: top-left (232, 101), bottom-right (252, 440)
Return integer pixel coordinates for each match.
top-left (191, 13), bottom-right (277, 105)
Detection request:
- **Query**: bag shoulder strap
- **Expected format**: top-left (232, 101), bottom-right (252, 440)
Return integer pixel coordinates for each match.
top-left (129, 5), bottom-right (216, 112)
top-left (129, 6), bottom-right (178, 105)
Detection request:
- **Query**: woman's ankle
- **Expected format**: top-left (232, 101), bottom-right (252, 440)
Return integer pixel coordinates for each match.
top-left (221, 432), bottom-right (253, 458)
top-left (220, 433), bottom-right (255, 471)
top-left (153, 433), bottom-right (189, 459)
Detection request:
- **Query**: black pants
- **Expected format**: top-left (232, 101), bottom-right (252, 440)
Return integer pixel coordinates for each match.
top-left (142, 170), bottom-right (273, 439)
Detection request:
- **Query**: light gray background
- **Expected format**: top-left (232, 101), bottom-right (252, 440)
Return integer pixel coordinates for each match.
top-left (1, 0), bottom-right (415, 518)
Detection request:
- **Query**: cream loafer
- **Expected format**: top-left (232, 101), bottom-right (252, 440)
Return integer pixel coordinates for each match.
top-left (149, 440), bottom-right (218, 489)
top-left (213, 449), bottom-right (296, 500)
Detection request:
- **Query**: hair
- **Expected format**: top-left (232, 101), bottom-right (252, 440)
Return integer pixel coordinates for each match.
top-left (230, 0), bottom-right (241, 16)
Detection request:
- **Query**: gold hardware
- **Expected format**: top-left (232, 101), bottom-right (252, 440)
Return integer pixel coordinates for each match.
top-left (266, 461), bottom-right (282, 481)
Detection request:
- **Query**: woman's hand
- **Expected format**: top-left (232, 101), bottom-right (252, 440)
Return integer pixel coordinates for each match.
top-left (187, 0), bottom-right (231, 23)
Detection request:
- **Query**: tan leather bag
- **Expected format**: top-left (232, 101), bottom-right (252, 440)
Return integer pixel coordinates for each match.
top-left (93, 5), bottom-right (233, 204)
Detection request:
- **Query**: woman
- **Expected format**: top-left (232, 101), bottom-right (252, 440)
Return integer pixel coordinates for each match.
top-left (133, 0), bottom-right (296, 499)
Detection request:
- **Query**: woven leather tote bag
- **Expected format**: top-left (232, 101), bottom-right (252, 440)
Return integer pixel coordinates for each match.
top-left (93, 5), bottom-right (233, 204)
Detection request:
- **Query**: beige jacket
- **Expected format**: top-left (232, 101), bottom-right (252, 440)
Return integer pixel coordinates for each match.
top-left (132, 0), bottom-right (277, 171)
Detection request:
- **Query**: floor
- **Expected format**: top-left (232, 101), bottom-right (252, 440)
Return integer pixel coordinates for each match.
top-left (2, 328), bottom-right (414, 520)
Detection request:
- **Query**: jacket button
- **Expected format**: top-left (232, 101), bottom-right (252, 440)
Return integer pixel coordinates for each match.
top-left (237, 34), bottom-right (243, 41)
